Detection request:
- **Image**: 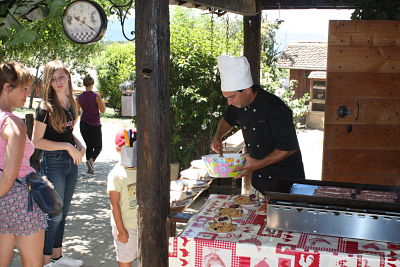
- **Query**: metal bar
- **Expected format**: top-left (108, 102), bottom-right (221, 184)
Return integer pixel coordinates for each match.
top-left (267, 203), bottom-right (400, 243)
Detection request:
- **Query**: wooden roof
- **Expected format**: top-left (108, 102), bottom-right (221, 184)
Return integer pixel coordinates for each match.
top-left (260, 0), bottom-right (356, 10)
top-left (169, 0), bottom-right (356, 16)
top-left (277, 42), bottom-right (327, 70)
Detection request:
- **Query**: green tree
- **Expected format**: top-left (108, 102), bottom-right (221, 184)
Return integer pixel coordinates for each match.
top-left (260, 15), bottom-right (310, 123)
top-left (0, 0), bottom-right (103, 108)
top-left (169, 7), bottom-right (243, 167)
top-left (93, 42), bottom-right (135, 114)
top-left (351, 0), bottom-right (400, 20)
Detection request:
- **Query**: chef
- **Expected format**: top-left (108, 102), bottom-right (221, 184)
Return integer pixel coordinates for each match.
top-left (211, 55), bottom-right (305, 194)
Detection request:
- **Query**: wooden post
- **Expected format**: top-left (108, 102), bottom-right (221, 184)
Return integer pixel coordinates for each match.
top-left (25, 113), bottom-right (34, 139)
top-left (243, 0), bottom-right (261, 84)
top-left (243, 0), bottom-right (260, 195)
top-left (25, 113), bottom-right (41, 171)
top-left (135, 0), bottom-right (170, 266)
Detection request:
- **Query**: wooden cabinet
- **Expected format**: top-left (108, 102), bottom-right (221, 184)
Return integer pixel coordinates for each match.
top-left (323, 20), bottom-right (400, 186)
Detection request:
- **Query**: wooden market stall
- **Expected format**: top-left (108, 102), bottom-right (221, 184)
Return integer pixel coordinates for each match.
top-left (135, 1), bottom-right (400, 266)
top-left (3, 0), bottom-right (399, 266)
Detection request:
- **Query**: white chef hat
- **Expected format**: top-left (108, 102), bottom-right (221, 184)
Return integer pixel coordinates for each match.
top-left (217, 55), bottom-right (253, 92)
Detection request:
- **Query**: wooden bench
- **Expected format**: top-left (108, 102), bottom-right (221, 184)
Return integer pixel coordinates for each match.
top-left (168, 212), bottom-right (194, 237)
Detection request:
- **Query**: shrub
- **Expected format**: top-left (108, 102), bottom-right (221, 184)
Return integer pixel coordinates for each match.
top-left (93, 42), bottom-right (135, 114)
top-left (170, 7), bottom-right (243, 168)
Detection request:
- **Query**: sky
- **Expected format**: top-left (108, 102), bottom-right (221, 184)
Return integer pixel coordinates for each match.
top-left (103, 9), bottom-right (354, 48)
top-left (263, 9), bottom-right (354, 50)
top-left (104, 18), bottom-right (135, 42)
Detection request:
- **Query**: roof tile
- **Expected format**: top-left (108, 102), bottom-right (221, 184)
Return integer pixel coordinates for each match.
top-left (277, 42), bottom-right (327, 70)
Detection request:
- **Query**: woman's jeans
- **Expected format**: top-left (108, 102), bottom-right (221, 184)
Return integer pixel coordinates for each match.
top-left (40, 150), bottom-right (78, 256)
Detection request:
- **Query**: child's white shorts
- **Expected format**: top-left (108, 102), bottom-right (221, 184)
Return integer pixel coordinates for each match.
top-left (111, 224), bottom-right (138, 263)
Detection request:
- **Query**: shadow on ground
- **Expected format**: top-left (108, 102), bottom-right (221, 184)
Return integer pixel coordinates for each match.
top-left (11, 161), bottom-right (126, 267)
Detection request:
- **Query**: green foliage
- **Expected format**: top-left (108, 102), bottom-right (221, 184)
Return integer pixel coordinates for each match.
top-left (0, 0), bottom-right (116, 48)
top-left (0, 0), bottom-right (102, 70)
top-left (351, 0), bottom-right (400, 20)
top-left (259, 16), bottom-right (310, 122)
top-left (169, 7), bottom-right (243, 167)
top-left (93, 42), bottom-right (135, 114)
top-left (260, 16), bottom-right (280, 78)
top-left (0, 0), bottom-right (102, 109)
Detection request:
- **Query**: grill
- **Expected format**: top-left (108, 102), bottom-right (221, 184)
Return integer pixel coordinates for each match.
top-left (265, 179), bottom-right (400, 243)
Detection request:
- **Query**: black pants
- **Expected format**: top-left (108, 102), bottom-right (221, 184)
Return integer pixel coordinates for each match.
top-left (80, 120), bottom-right (102, 161)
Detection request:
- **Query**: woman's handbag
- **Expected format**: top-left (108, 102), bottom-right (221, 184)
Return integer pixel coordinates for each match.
top-left (14, 171), bottom-right (63, 215)
top-left (25, 172), bottom-right (63, 214)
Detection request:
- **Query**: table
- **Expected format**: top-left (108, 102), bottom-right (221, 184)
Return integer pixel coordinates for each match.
top-left (169, 194), bottom-right (400, 267)
top-left (169, 178), bottom-right (214, 236)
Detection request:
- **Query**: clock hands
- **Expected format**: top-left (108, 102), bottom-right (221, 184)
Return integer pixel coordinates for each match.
top-left (72, 16), bottom-right (96, 32)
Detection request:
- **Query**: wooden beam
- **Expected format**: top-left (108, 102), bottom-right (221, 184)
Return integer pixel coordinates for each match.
top-left (261, 0), bottom-right (357, 9)
top-left (135, 0), bottom-right (170, 266)
top-left (169, 0), bottom-right (257, 16)
top-left (244, 0), bottom-right (261, 84)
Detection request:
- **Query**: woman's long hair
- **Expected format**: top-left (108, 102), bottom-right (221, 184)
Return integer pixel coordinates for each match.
top-left (41, 60), bottom-right (77, 133)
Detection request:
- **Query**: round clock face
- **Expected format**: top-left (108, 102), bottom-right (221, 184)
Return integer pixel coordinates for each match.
top-left (62, 0), bottom-right (107, 44)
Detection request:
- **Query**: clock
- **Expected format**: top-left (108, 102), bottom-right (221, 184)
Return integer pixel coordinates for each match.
top-left (62, 0), bottom-right (108, 44)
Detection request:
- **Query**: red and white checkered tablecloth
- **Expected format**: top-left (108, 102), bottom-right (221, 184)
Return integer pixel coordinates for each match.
top-left (169, 194), bottom-right (400, 267)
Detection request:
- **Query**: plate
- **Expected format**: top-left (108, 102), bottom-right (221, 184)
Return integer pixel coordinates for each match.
top-left (170, 180), bottom-right (185, 191)
top-left (190, 159), bottom-right (207, 169)
top-left (180, 168), bottom-right (209, 180)
top-left (170, 190), bottom-right (194, 202)
top-left (218, 207), bottom-right (248, 219)
top-left (204, 221), bottom-right (240, 234)
top-left (179, 179), bottom-right (208, 189)
top-left (187, 187), bottom-right (206, 194)
top-left (170, 198), bottom-right (194, 212)
top-left (233, 194), bottom-right (259, 207)
top-left (255, 202), bottom-right (268, 215)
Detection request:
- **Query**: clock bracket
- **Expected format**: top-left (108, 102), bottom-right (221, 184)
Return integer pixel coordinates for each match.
top-left (108, 0), bottom-right (135, 41)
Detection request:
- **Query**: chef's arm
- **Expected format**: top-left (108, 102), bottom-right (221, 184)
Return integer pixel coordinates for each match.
top-left (237, 149), bottom-right (297, 178)
top-left (211, 118), bottom-right (232, 154)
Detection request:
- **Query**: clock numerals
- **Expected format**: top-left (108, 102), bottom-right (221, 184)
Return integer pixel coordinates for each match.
top-left (90, 11), bottom-right (97, 24)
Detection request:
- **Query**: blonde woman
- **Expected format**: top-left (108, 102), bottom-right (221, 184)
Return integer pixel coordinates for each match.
top-left (0, 61), bottom-right (47, 267)
top-left (32, 60), bottom-right (85, 267)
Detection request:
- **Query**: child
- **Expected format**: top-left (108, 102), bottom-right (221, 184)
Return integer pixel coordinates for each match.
top-left (107, 129), bottom-right (138, 267)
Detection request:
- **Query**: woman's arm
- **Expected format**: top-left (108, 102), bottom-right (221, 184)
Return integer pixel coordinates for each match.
top-left (76, 97), bottom-right (81, 114)
top-left (73, 133), bottom-right (86, 158)
top-left (32, 120), bottom-right (82, 165)
top-left (0, 117), bottom-right (26, 196)
top-left (96, 94), bottom-right (106, 113)
top-left (109, 191), bottom-right (129, 243)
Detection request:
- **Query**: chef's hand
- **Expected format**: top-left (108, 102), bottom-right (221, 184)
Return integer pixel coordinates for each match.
top-left (211, 136), bottom-right (223, 155)
top-left (235, 154), bottom-right (260, 178)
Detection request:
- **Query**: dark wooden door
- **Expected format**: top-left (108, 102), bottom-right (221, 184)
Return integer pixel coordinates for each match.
top-left (323, 20), bottom-right (400, 186)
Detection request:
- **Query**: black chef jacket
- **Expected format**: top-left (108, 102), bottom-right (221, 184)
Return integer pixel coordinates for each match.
top-left (224, 88), bottom-right (305, 193)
